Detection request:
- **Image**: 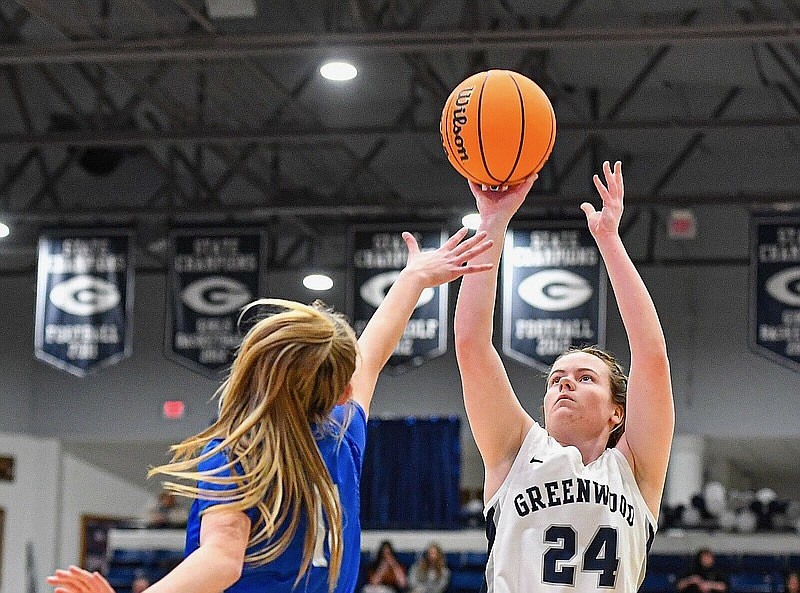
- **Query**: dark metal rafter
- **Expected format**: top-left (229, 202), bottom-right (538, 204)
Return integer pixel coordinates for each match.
top-left (551, 9), bottom-right (698, 192)
top-left (1, 21), bottom-right (800, 65)
top-left (0, 115), bottom-right (798, 149)
top-left (648, 87), bottom-right (741, 195)
top-left (2, 189), bottom-right (798, 222)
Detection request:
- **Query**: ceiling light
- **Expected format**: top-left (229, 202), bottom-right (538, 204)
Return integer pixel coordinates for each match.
top-left (320, 61), bottom-right (357, 81)
top-left (461, 213), bottom-right (481, 230)
top-left (0, 223), bottom-right (9, 238)
top-left (303, 274), bottom-right (334, 291)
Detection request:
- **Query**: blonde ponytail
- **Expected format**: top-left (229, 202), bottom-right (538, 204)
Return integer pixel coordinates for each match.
top-left (150, 299), bottom-right (357, 591)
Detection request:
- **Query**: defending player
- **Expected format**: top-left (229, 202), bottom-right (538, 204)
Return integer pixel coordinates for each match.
top-left (48, 228), bottom-right (494, 593)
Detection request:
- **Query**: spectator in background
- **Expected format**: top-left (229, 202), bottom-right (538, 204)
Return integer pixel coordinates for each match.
top-left (131, 573), bottom-right (150, 593)
top-left (144, 490), bottom-right (189, 528)
top-left (362, 541), bottom-right (407, 593)
top-left (785, 571), bottom-right (800, 593)
top-left (676, 548), bottom-right (728, 593)
top-left (408, 543), bottom-right (450, 593)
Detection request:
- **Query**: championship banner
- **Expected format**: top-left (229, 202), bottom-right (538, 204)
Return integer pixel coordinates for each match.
top-left (35, 230), bottom-right (134, 377)
top-left (503, 225), bottom-right (606, 371)
top-left (166, 229), bottom-right (264, 378)
top-left (349, 227), bottom-right (447, 372)
top-left (750, 217), bottom-right (800, 371)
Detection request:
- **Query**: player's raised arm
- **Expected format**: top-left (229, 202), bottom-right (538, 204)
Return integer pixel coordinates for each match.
top-left (583, 161), bottom-right (674, 516)
top-left (454, 176), bottom-right (538, 498)
top-left (350, 228), bottom-right (494, 417)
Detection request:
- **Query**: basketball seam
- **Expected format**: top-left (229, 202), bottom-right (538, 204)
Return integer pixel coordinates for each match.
top-left (502, 73), bottom-right (526, 185)
top-left (529, 104), bottom-right (557, 176)
top-left (477, 71), bottom-right (503, 184)
top-left (444, 82), bottom-right (479, 181)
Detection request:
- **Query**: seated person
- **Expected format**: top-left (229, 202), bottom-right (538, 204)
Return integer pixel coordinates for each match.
top-left (142, 489), bottom-right (189, 528)
top-left (786, 571), bottom-right (800, 593)
top-left (676, 548), bottom-right (727, 593)
top-left (131, 573), bottom-right (151, 593)
top-left (362, 541), bottom-right (407, 593)
top-left (408, 543), bottom-right (450, 593)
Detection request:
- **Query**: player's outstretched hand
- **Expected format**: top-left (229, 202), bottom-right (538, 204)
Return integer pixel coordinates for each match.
top-left (581, 160), bottom-right (624, 240)
top-left (402, 227), bottom-right (494, 288)
top-left (47, 565), bottom-right (116, 593)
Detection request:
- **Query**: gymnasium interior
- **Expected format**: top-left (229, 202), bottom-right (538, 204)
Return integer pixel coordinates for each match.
top-left (2, 1), bottom-right (800, 592)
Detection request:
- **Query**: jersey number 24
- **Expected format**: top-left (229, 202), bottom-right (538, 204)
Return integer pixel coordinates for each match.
top-left (542, 525), bottom-right (618, 587)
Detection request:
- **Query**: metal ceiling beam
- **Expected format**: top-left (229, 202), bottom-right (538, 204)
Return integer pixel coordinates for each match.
top-left (773, 81), bottom-right (800, 114)
top-left (12, 1), bottom-right (291, 208)
top-left (25, 151), bottom-right (75, 209)
top-left (1, 22), bottom-right (800, 64)
top-left (234, 59), bottom-right (407, 204)
top-left (551, 9), bottom-right (698, 191)
top-left (1, 5), bottom-right (30, 34)
top-left (739, 7), bottom-right (800, 96)
top-left (1, 116), bottom-right (799, 148)
top-left (114, 67), bottom-right (283, 200)
top-left (1, 190), bottom-right (799, 222)
top-left (10, 0), bottom-right (76, 39)
top-left (648, 86), bottom-right (741, 195)
top-left (548, 0), bottom-right (587, 27)
top-left (172, 147), bottom-right (222, 204)
top-left (5, 65), bottom-right (58, 204)
top-left (0, 147), bottom-right (37, 203)
top-left (171, 0), bottom-right (216, 34)
top-left (33, 64), bottom-right (91, 123)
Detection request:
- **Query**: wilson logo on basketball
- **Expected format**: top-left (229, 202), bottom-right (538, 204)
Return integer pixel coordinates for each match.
top-left (440, 69), bottom-right (556, 186)
top-left (451, 87), bottom-right (474, 162)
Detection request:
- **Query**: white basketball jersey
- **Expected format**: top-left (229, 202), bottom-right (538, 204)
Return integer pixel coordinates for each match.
top-left (483, 422), bottom-right (656, 593)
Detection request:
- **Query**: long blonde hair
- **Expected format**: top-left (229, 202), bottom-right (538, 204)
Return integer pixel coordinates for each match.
top-left (149, 299), bottom-right (358, 591)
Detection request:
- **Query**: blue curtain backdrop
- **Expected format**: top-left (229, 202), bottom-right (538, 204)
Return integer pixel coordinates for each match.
top-left (361, 416), bottom-right (461, 529)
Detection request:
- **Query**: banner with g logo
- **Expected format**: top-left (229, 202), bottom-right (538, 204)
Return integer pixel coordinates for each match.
top-left (35, 231), bottom-right (134, 376)
top-left (166, 229), bottom-right (264, 377)
top-left (349, 226), bottom-right (447, 372)
top-left (502, 225), bottom-right (606, 371)
top-left (750, 217), bottom-right (800, 370)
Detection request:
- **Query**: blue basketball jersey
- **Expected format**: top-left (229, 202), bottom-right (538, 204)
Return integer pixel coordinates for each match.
top-left (184, 402), bottom-right (367, 593)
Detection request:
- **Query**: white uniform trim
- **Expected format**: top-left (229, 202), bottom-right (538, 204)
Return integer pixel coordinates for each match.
top-left (484, 422), bottom-right (656, 593)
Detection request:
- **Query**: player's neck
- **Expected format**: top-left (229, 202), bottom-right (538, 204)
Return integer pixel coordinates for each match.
top-left (553, 432), bottom-right (608, 465)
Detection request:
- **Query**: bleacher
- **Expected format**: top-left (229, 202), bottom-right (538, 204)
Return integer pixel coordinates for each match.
top-left (107, 548), bottom-right (183, 593)
top-left (641, 552), bottom-right (800, 593)
top-left (355, 550), bottom-right (487, 593)
top-left (105, 528), bottom-right (800, 593)
top-left (107, 546), bottom-right (489, 593)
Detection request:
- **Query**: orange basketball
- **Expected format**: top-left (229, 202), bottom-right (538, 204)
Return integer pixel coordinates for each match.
top-left (440, 70), bottom-right (556, 186)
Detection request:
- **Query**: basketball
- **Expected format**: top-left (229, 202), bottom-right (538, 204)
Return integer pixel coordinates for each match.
top-left (440, 69), bottom-right (556, 187)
